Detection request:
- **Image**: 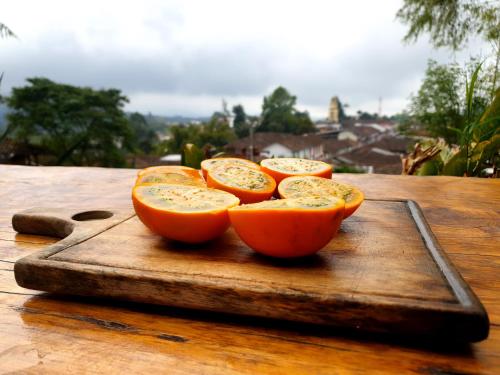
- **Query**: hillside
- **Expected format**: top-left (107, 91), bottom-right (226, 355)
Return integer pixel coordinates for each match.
top-left (142, 113), bottom-right (209, 129)
top-left (0, 107), bottom-right (208, 134)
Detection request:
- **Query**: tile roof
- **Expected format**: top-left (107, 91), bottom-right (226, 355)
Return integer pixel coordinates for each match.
top-left (333, 136), bottom-right (413, 174)
top-left (340, 124), bottom-right (382, 138)
top-left (323, 139), bottom-right (358, 155)
top-left (368, 136), bottom-right (413, 153)
top-left (226, 132), bottom-right (323, 153)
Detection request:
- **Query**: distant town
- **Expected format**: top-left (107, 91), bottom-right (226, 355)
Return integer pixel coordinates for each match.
top-left (134, 96), bottom-right (413, 174)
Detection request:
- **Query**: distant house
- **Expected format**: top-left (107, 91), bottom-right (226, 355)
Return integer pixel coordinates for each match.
top-left (369, 136), bottom-right (412, 154)
top-left (128, 154), bottom-right (183, 168)
top-left (315, 122), bottom-right (341, 139)
top-left (338, 122), bottom-right (386, 143)
top-left (323, 138), bottom-right (358, 158)
top-left (333, 135), bottom-right (413, 174)
top-left (225, 132), bottom-right (325, 160)
top-left (160, 154), bottom-right (182, 163)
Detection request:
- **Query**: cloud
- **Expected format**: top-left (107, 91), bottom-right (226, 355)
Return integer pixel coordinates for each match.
top-left (1, 0), bottom-right (488, 117)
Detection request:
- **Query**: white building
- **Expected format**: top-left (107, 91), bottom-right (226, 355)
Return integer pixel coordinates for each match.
top-left (226, 132), bottom-right (325, 160)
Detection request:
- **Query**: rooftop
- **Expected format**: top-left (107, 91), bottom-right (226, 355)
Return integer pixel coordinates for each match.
top-left (323, 138), bottom-right (358, 155)
top-left (334, 135), bottom-right (414, 174)
top-left (226, 132), bottom-right (323, 153)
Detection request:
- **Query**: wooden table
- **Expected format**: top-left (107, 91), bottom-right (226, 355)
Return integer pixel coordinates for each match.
top-left (0, 165), bottom-right (499, 374)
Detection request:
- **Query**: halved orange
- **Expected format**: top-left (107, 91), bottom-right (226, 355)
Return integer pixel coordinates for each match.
top-left (206, 164), bottom-right (276, 204)
top-left (260, 158), bottom-right (333, 184)
top-left (135, 171), bottom-right (206, 188)
top-left (229, 196), bottom-right (345, 258)
top-left (201, 157), bottom-right (260, 179)
top-left (132, 184), bottom-right (239, 243)
top-left (138, 165), bottom-right (201, 177)
top-left (278, 176), bottom-right (364, 218)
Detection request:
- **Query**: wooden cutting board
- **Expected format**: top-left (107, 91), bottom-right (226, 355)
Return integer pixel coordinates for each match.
top-left (13, 199), bottom-right (489, 342)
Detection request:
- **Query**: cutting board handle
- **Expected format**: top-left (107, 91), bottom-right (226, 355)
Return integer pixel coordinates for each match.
top-left (12, 208), bottom-right (117, 239)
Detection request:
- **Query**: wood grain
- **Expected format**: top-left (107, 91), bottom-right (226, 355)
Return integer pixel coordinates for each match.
top-left (0, 165), bottom-right (499, 374)
top-left (0, 289), bottom-right (499, 374)
top-left (12, 200), bottom-right (489, 341)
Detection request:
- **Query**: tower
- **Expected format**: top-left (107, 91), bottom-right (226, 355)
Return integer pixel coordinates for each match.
top-left (328, 96), bottom-right (340, 123)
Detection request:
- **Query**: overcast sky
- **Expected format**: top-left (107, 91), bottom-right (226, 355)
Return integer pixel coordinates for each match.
top-left (1, 0), bottom-right (487, 118)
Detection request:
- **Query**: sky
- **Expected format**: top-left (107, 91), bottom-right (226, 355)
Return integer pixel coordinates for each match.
top-left (1, 0), bottom-right (488, 118)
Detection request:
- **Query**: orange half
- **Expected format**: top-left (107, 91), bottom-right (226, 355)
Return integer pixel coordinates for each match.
top-left (132, 184), bottom-right (239, 243)
top-left (229, 196), bottom-right (345, 258)
top-left (206, 164), bottom-right (276, 204)
top-left (260, 158), bottom-right (333, 184)
top-left (137, 165), bottom-right (201, 177)
top-left (278, 175), bottom-right (364, 218)
top-left (201, 157), bottom-right (260, 179)
top-left (135, 170), bottom-right (206, 188)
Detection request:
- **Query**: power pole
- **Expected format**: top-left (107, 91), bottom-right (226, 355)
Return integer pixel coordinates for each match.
top-left (378, 96), bottom-right (382, 119)
top-left (248, 118), bottom-right (261, 162)
top-left (249, 123), bottom-right (254, 161)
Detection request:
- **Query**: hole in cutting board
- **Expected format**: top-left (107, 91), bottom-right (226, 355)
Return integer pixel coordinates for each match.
top-left (72, 211), bottom-right (113, 221)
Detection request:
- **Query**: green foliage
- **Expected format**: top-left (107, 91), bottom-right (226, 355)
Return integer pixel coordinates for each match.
top-left (415, 158), bottom-right (441, 176)
top-left (142, 113), bottom-right (170, 133)
top-left (232, 104), bottom-right (249, 138)
top-left (158, 114), bottom-right (236, 156)
top-left (333, 165), bottom-right (365, 174)
top-left (258, 86), bottom-right (315, 134)
top-left (3, 77), bottom-right (134, 167)
top-left (444, 64), bottom-right (499, 176)
top-left (356, 111), bottom-right (378, 121)
top-left (182, 143), bottom-right (204, 169)
top-left (396, 0), bottom-right (500, 50)
top-left (397, 0), bottom-right (499, 103)
top-left (414, 67), bottom-right (499, 177)
top-left (157, 124), bottom-right (199, 155)
top-left (408, 58), bottom-right (496, 144)
top-left (198, 115), bottom-right (236, 149)
top-left (128, 112), bottom-right (159, 155)
top-left (394, 111), bottom-right (421, 136)
top-left (396, 2), bottom-right (500, 177)
top-left (410, 60), bottom-right (464, 143)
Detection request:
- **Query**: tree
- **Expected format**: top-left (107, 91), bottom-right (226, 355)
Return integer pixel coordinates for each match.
top-left (211, 99), bottom-right (231, 125)
top-left (0, 23), bottom-right (15, 39)
top-left (232, 104), bottom-right (249, 138)
top-left (404, 66), bottom-right (499, 177)
top-left (356, 111), bottom-right (378, 121)
top-left (1, 23), bottom-right (16, 87)
top-left (410, 60), bottom-right (463, 143)
top-left (258, 86), bottom-right (315, 134)
top-left (396, 0), bottom-right (499, 50)
top-left (198, 114), bottom-right (236, 149)
top-left (259, 87), bottom-right (295, 133)
top-left (293, 111), bottom-right (316, 134)
top-left (3, 77), bottom-right (134, 167)
top-left (397, 1), bottom-right (499, 177)
top-left (397, 0), bottom-right (500, 97)
top-left (160, 124), bottom-right (200, 154)
top-left (409, 59), bottom-right (493, 144)
top-left (129, 112), bottom-right (159, 155)
top-left (159, 113), bottom-right (235, 155)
